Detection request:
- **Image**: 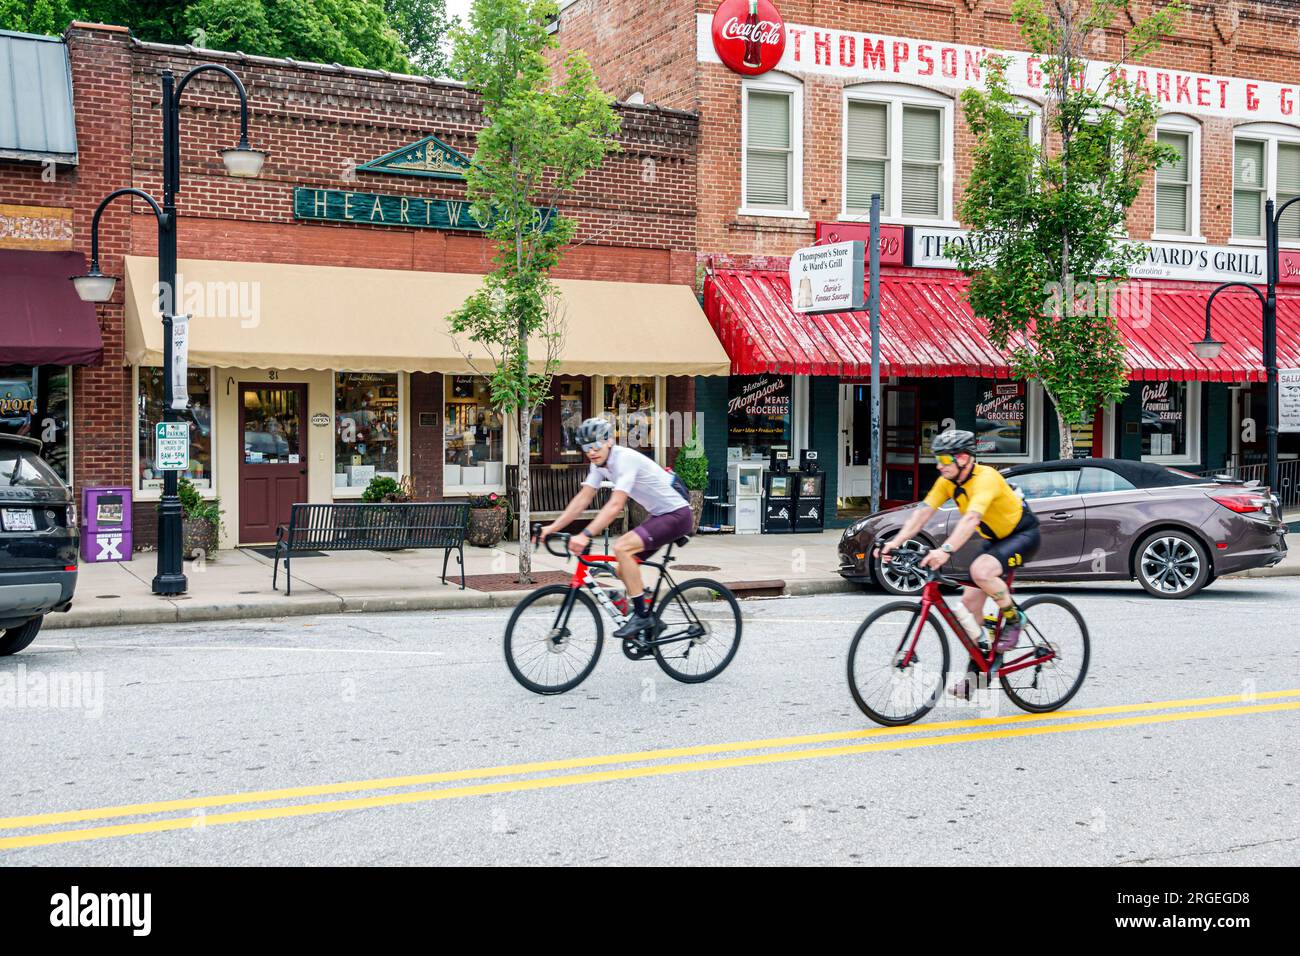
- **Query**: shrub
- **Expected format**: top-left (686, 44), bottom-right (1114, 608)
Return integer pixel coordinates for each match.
top-left (672, 423), bottom-right (709, 491)
top-left (177, 476), bottom-right (222, 532)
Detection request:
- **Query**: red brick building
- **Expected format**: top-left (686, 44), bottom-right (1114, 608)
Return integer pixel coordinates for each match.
top-left (556, 0), bottom-right (1300, 518)
top-left (0, 22), bottom-right (727, 548)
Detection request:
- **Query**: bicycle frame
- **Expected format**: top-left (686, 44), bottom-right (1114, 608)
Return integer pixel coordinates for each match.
top-left (908, 572), bottom-right (1056, 678)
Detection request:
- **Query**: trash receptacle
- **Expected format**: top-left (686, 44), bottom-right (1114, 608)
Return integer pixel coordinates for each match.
top-left (81, 486), bottom-right (132, 562)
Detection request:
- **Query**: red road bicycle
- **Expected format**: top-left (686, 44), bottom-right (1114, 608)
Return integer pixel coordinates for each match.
top-left (504, 532), bottom-right (742, 695)
top-left (847, 550), bottom-right (1090, 725)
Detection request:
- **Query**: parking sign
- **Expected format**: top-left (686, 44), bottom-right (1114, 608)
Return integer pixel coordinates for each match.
top-left (155, 421), bottom-right (189, 470)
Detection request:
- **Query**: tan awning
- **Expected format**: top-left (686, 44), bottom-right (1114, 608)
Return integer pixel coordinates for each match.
top-left (123, 256), bottom-right (730, 376)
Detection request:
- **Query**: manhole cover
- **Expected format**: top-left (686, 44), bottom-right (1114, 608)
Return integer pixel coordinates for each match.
top-left (673, 564), bottom-right (721, 572)
top-left (95, 594), bottom-right (120, 599)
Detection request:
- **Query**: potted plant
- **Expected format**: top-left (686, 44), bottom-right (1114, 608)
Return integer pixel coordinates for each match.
top-left (362, 475), bottom-right (412, 503)
top-left (178, 476), bottom-right (222, 560)
top-left (465, 491), bottom-right (509, 547)
top-left (673, 423), bottom-right (710, 532)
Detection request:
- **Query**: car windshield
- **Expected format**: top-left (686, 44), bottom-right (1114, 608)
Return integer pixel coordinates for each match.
top-left (0, 446), bottom-right (62, 488)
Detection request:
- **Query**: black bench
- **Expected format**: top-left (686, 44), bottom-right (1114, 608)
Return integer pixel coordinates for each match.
top-left (505, 464), bottom-right (624, 536)
top-left (272, 502), bottom-right (469, 595)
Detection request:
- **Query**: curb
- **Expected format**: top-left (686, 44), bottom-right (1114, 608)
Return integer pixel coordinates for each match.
top-left (42, 575), bottom-right (867, 630)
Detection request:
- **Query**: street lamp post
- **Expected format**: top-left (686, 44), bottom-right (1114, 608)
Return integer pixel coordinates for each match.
top-left (73, 65), bottom-right (264, 596)
top-left (1194, 196), bottom-right (1297, 497)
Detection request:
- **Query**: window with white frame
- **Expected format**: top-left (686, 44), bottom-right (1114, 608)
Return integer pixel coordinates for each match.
top-left (136, 367), bottom-right (213, 493)
top-left (844, 85), bottom-right (952, 221)
top-left (1011, 96), bottom-right (1042, 144)
top-left (335, 372), bottom-right (401, 493)
top-left (1154, 116), bottom-right (1200, 238)
top-left (743, 76), bottom-right (802, 215)
top-left (1140, 380), bottom-right (1200, 463)
top-left (1233, 125), bottom-right (1300, 241)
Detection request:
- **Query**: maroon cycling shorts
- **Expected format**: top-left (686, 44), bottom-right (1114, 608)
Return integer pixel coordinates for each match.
top-left (632, 506), bottom-right (694, 559)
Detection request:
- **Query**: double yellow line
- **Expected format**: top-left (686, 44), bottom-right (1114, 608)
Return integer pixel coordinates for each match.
top-left (3, 689), bottom-right (1297, 851)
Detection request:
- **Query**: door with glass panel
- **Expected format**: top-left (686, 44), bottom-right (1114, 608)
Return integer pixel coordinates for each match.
top-left (239, 383), bottom-right (307, 544)
top-left (882, 385), bottom-right (921, 509)
top-left (530, 377), bottom-right (590, 465)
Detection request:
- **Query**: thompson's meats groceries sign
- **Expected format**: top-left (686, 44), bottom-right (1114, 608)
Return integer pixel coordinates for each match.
top-left (789, 240), bottom-right (865, 313)
top-left (702, 14), bottom-right (1300, 123)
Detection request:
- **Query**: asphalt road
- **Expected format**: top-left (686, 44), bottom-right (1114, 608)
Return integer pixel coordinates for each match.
top-left (2, 577), bottom-right (1298, 866)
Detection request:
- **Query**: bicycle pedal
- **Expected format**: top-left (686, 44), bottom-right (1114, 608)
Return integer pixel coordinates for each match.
top-left (621, 639), bottom-right (654, 661)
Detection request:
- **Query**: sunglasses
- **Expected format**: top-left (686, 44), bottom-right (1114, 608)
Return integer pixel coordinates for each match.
top-left (935, 454), bottom-right (957, 466)
top-left (581, 441), bottom-right (606, 453)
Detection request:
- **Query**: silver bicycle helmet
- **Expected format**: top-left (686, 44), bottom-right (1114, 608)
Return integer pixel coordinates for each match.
top-left (576, 417), bottom-right (613, 447)
top-left (931, 428), bottom-right (977, 456)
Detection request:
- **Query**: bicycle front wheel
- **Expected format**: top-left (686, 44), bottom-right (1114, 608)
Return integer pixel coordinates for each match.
top-left (652, 578), bottom-right (742, 683)
top-left (998, 595), bottom-right (1090, 713)
top-left (504, 585), bottom-right (604, 695)
top-left (847, 601), bottom-right (950, 726)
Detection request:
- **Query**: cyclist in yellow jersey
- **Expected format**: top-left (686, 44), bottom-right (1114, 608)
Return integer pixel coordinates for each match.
top-left (877, 429), bottom-right (1041, 660)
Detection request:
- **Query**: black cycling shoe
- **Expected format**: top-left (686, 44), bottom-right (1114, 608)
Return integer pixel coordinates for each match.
top-left (613, 611), bottom-right (654, 639)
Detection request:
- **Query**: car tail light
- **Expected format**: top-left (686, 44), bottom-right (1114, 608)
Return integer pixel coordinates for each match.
top-left (1210, 492), bottom-right (1270, 514)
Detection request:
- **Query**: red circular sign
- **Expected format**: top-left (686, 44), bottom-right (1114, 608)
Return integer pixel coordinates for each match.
top-left (711, 0), bottom-right (787, 77)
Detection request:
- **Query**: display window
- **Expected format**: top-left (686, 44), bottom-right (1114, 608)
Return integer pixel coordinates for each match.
top-left (335, 372), bottom-right (400, 490)
top-left (0, 365), bottom-right (70, 482)
top-left (444, 375), bottom-right (504, 489)
top-left (137, 367), bottom-right (213, 492)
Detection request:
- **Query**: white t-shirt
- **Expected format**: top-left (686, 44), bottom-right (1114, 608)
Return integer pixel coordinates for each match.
top-left (583, 445), bottom-right (689, 516)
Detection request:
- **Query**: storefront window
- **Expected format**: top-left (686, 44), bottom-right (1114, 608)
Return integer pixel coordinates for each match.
top-left (974, 380), bottom-right (1028, 456)
top-left (334, 373), bottom-right (400, 489)
top-left (0, 365), bottom-right (70, 481)
top-left (727, 374), bottom-right (791, 460)
top-left (529, 377), bottom-right (588, 465)
top-left (444, 375), bottom-right (504, 488)
top-left (137, 367), bottom-right (213, 491)
top-left (1140, 380), bottom-right (1188, 458)
top-left (603, 376), bottom-right (656, 452)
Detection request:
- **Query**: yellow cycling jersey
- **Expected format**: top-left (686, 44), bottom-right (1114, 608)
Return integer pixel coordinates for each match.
top-left (922, 463), bottom-right (1026, 540)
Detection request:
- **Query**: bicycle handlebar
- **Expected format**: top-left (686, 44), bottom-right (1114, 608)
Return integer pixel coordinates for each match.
top-left (882, 548), bottom-right (961, 587)
top-left (535, 530), bottom-right (592, 559)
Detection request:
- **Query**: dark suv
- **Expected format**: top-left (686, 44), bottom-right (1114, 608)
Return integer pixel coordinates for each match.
top-left (0, 435), bottom-right (77, 654)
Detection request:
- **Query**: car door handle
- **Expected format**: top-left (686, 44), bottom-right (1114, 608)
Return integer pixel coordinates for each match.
top-left (1050, 512), bottom-right (1073, 520)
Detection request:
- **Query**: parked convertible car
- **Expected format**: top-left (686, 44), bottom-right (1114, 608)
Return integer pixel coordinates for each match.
top-left (0, 435), bottom-right (78, 654)
top-left (838, 458), bottom-right (1287, 599)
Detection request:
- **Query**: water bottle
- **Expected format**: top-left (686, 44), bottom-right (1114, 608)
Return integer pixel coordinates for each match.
top-left (982, 614), bottom-right (998, 653)
top-left (603, 578), bottom-right (628, 616)
top-left (953, 604), bottom-right (982, 642)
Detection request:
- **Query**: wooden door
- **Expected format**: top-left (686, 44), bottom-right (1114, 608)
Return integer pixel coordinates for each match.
top-left (239, 382), bottom-right (308, 544)
top-left (882, 385), bottom-right (921, 508)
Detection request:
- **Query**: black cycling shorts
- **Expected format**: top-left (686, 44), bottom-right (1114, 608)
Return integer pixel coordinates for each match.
top-left (982, 522), bottom-right (1041, 577)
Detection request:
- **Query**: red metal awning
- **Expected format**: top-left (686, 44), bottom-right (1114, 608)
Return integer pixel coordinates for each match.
top-left (0, 250), bottom-right (103, 367)
top-left (704, 267), bottom-right (1300, 382)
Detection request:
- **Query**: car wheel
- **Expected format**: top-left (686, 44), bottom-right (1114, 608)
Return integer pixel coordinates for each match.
top-left (872, 538), bottom-right (930, 596)
top-left (0, 616), bottom-right (43, 656)
top-left (1134, 531), bottom-right (1210, 598)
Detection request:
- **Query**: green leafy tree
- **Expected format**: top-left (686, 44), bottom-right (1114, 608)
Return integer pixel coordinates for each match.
top-left (384, 0), bottom-right (453, 76)
top-left (0, 0), bottom-right (91, 33)
top-left (448, 0), bottom-right (620, 583)
top-left (954, 0), bottom-right (1184, 458)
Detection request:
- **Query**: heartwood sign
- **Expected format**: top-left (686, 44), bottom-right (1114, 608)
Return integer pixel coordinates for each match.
top-left (699, 15), bottom-right (1300, 123)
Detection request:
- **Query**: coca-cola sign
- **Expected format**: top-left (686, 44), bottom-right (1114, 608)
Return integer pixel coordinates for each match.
top-left (711, 0), bottom-right (786, 77)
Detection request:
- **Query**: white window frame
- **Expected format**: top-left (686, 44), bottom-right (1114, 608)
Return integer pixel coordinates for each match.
top-left (1140, 380), bottom-right (1201, 467)
top-left (1152, 114), bottom-right (1204, 243)
top-left (1011, 96), bottom-right (1043, 146)
top-left (333, 370), bottom-right (408, 500)
top-left (971, 379), bottom-right (1042, 465)
top-left (841, 82), bottom-right (956, 226)
top-left (1232, 123), bottom-right (1300, 248)
top-left (740, 73), bottom-right (807, 219)
top-left (131, 364), bottom-right (217, 500)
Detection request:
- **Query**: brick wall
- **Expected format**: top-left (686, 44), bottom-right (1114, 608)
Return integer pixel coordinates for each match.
top-left (558, 0), bottom-right (1300, 263)
top-left (409, 372), bottom-right (443, 501)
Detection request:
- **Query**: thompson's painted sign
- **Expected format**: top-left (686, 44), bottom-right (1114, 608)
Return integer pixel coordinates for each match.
top-left (790, 240), bottom-right (865, 313)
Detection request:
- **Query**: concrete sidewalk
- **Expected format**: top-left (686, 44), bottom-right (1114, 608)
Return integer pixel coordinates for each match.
top-left (44, 530), bottom-right (1298, 630)
top-left (47, 530), bottom-right (856, 629)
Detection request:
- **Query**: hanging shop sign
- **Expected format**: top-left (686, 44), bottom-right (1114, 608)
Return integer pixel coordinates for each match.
top-left (358, 136), bottom-right (471, 180)
top-left (711, 0), bottom-right (786, 76)
top-left (170, 315), bottom-right (190, 411)
top-left (293, 188), bottom-right (556, 233)
top-left (698, 18), bottom-right (1300, 123)
top-left (789, 240), bottom-right (865, 313)
top-left (815, 221), bottom-right (905, 266)
top-left (907, 225), bottom-right (1300, 286)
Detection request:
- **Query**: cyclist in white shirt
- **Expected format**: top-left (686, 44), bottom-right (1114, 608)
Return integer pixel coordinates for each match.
top-left (538, 418), bottom-right (693, 638)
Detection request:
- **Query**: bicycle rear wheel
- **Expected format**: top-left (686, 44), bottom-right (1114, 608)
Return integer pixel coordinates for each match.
top-left (847, 601), bottom-right (950, 726)
top-left (504, 585), bottom-right (604, 695)
top-left (998, 595), bottom-right (1089, 713)
top-left (652, 578), bottom-right (742, 683)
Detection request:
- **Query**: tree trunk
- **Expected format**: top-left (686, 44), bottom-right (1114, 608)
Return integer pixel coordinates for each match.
top-left (517, 405), bottom-right (532, 584)
top-left (1055, 403), bottom-right (1076, 460)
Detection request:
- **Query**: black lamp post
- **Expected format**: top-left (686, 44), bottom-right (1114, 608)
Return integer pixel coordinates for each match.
top-left (73, 65), bottom-right (264, 596)
top-left (1194, 196), bottom-right (1299, 498)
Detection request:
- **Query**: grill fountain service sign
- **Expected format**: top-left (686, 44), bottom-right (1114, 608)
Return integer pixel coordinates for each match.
top-left (790, 240), bottom-right (864, 314)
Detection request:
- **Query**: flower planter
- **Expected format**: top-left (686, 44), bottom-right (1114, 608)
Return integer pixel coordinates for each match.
top-left (183, 518), bottom-right (218, 560)
top-left (466, 506), bottom-right (508, 548)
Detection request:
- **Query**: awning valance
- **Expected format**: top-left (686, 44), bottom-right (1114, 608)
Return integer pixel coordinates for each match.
top-left (0, 250), bottom-right (102, 366)
top-left (123, 256), bottom-right (730, 376)
top-left (704, 267), bottom-right (1300, 383)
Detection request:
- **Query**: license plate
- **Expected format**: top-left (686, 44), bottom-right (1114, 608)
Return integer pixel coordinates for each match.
top-left (1, 508), bottom-right (36, 531)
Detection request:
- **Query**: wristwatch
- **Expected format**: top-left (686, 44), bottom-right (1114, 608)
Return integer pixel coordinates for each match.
top-left (940, 542), bottom-right (955, 554)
